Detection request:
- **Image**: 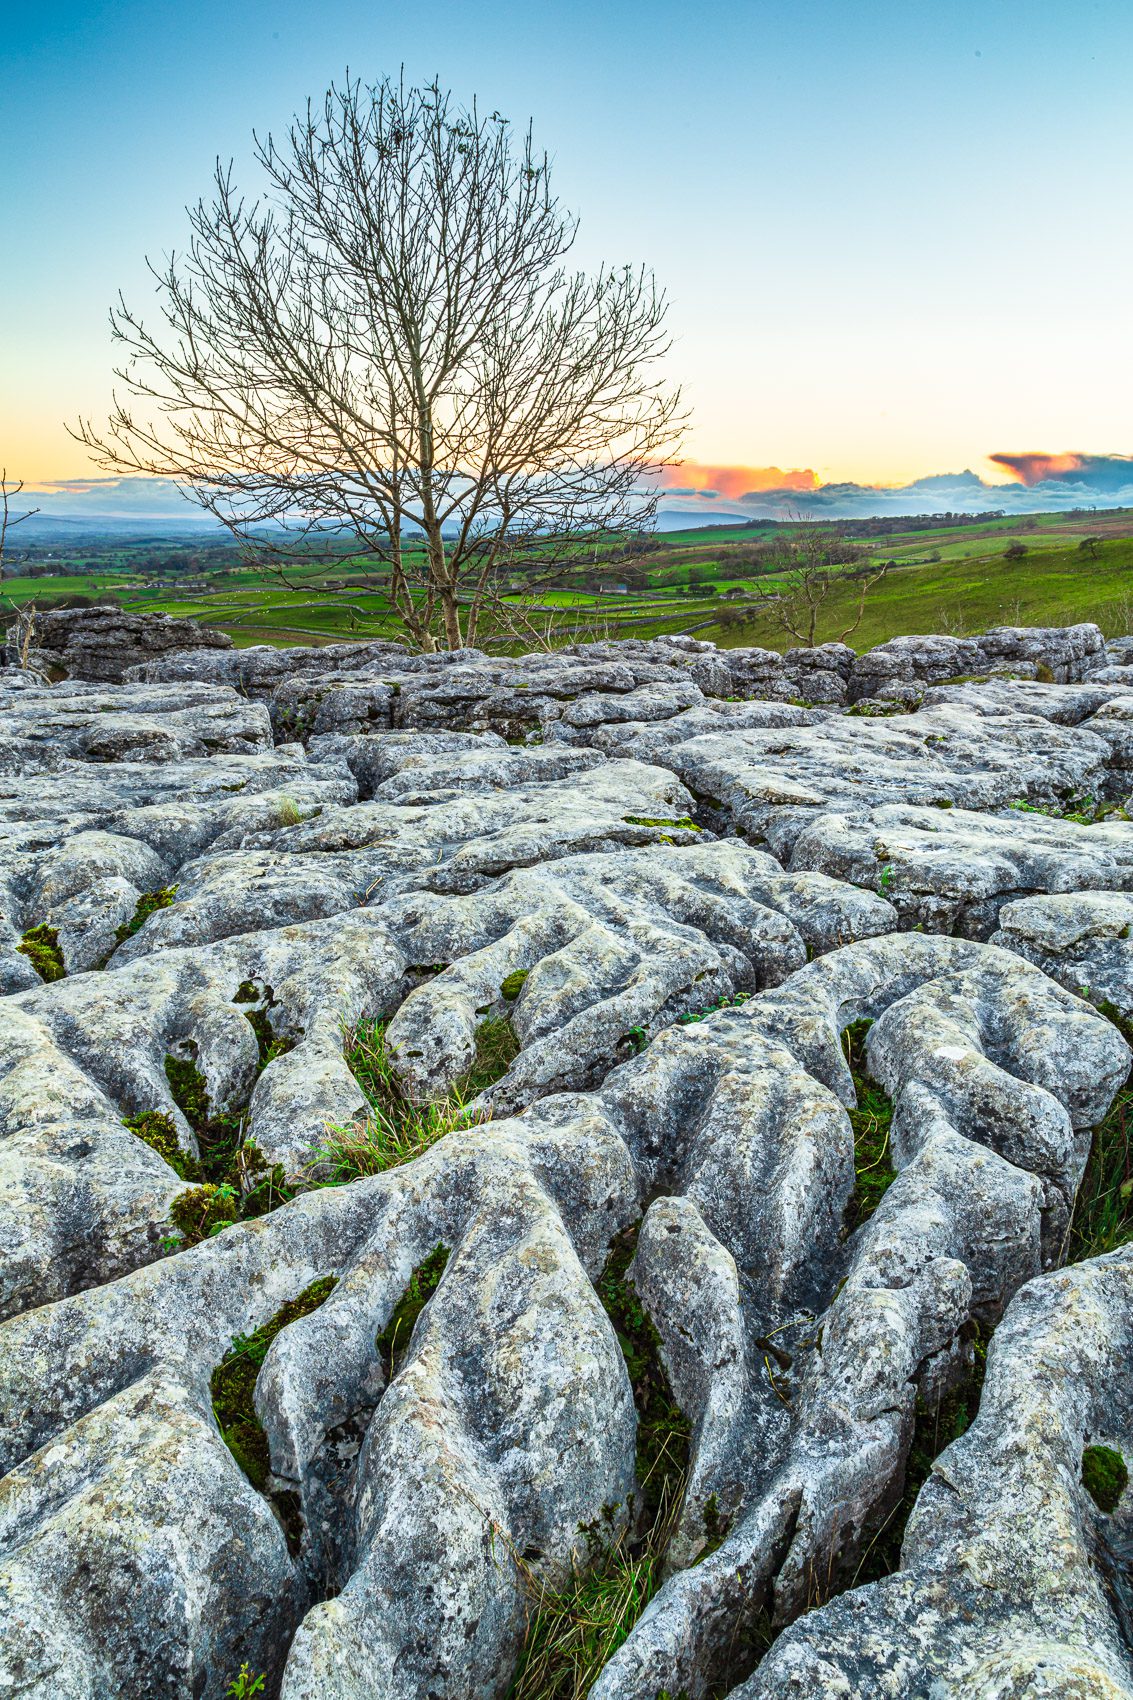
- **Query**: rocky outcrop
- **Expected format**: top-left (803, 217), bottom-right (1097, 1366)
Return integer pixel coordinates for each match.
top-left (1, 622), bottom-right (1132, 1700)
top-left (846, 621), bottom-right (1107, 702)
top-left (993, 890), bottom-right (1133, 1015)
top-left (8, 606), bottom-right (234, 682)
top-left (647, 702), bottom-right (1117, 857)
top-left (789, 802), bottom-right (1133, 935)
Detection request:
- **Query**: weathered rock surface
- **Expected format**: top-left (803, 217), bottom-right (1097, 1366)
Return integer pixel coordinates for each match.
top-left (7, 605), bottom-right (234, 681)
top-left (846, 621), bottom-right (1107, 702)
top-left (993, 889), bottom-right (1133, 1014)
top-left (736, 1245), bottom-right (1133, 1699)
top-left (650, 703), bottom-right (1116, 856)
top-left (2, 621), bottom-right (1132, 1700)
top-left (1, 675), bottom-right (273, 762)
top-left (789, 801), bottom-right (1133, 935)
top-left (0, 1103), bottom-right (641, 1700)
top-left (381, 840), bottom-right (897, 1109)
top-left (588, 935), bottom-right (1128, 1700)
top-left (0, 911), bottom-right (406, 1315)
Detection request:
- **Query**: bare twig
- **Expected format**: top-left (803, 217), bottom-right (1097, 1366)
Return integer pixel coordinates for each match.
top-left (0, 472), bottom-right (40, 580)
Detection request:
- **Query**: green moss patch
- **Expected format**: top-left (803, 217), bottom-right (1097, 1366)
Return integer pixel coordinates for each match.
top-left (17, 923), bottom-right (65, 983)
top-left (843, 1020), bottom-right (896, 1231)
top-left (113, 886), bottom-right (177, 946)
top-left (622, 815), bottom-right (702, 832)
top-left (677, 991), bottom-right (752, 1026)
top-left (211, 1276), bottom-right (337, 1507)
top-left (160, 994), bottom-right (298, 1246)
top-left (123, 1110), bottom-right (201, 1182)
top-left (376, 1245), bottom-right (449, 1380)
top-left (500, 969), bottom-right (530, 1002)
top-left (1083, 1444), bottom-right (1128, 1513)
top-left (1008, 793), bottom-right (1124, 826)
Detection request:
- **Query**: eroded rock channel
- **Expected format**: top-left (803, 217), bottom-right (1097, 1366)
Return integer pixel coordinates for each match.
top-left (1, 617), bottom-right (1131, 1699)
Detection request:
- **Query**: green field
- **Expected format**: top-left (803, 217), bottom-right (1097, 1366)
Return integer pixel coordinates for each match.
top-left (4, 506), bottom-right (1131, 654)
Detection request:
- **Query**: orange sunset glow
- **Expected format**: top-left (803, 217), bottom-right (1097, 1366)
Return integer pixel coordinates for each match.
top-left (658, 463), bottom-right (821, 500)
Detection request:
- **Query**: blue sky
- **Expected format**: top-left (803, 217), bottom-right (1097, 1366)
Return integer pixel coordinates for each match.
top-left (4, 0), bottom-right (1132, 487)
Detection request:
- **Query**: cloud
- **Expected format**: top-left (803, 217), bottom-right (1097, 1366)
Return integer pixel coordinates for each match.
top-left (654, 453), bottom-right (1133, 528)
top-left (22, 459), bottom-right (1133, 536)
top-left (657, 462), bottom-right (820, 499)
top-left (988, 451), bottom-right (1133, 490)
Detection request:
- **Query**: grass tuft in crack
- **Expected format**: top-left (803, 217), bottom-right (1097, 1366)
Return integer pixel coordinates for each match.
top-left (508, 1224), bottom-right (690, 1700)
top-left (852, 1321), bottom-right (987, 1590)
top-left (462, 1015), bottom-right (520, 1095)
top-left (318, 1017), bottom-right (487, 1182)
top-left (842, 1020), bottom-right (896, 1231)
top-left (1070, 1006), bottom-right (1133, 1261)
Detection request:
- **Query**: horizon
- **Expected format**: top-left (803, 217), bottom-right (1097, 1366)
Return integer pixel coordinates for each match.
top-left (4, 0), bottom-right (1132, 490)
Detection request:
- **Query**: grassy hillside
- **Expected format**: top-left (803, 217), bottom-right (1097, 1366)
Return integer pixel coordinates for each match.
top-left (3, 507), bottom-right (1130, 654)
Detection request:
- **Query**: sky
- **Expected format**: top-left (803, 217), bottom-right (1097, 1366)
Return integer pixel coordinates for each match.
top-left (4, 0), bottom-right (1132, 496)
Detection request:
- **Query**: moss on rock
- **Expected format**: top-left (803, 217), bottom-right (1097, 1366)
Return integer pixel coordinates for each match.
top-left (123, 1110), bottom-right (202, 1183)
top-left (211, 1275), bottom-right (338, 1494)
top-left (1083, 1443), bottom-right (1128, 1513)
top-left (18, 923), bottom-right (65, 983)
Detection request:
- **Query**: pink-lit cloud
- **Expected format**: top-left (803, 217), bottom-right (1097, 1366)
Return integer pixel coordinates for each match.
top-left (988, 451), bottom-right (1089, 486)
top-left (657, 461), bottom-right (821, 499)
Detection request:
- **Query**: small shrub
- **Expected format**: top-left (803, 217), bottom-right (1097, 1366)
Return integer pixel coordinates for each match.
top-left (169, 1181), bottom-right (241, 1244)
top-left (225, 1668), bottom-right (265, 1700)
top-left (18, 923), bottom-right (65, 983)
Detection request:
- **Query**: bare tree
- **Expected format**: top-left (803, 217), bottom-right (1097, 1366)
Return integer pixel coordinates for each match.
top-left (0, 473), bottom-right (42, 670)
top-left (73, 75), bottom-right (683, 651)
top-left (0, 472), bottom-right (39, 580)
top-left (755, 526), bottom-right (889, 647)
